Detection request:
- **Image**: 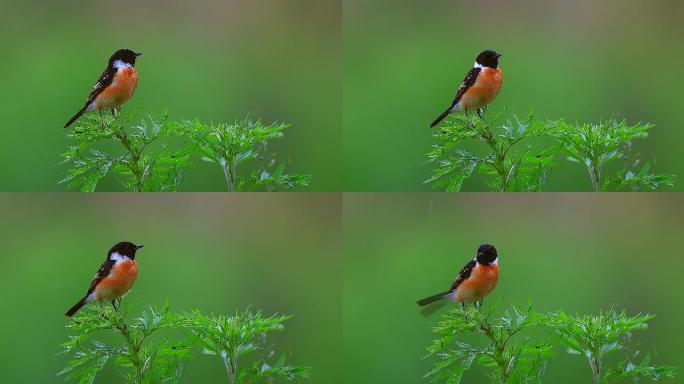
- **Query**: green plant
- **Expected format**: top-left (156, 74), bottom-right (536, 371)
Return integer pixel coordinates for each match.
top-left (180, 309), bottom-right (311, 384)
top-left (60, 302), bottom-right (190, 384)
top-left (60, 302), bottom-right (310, 384)
top-left (426, 111), bottom-right (674, 192)
top-left (61, 111), bottom-right (310, 192)
top-left (425, 302), bottom-right (553, 384)
top-left (424, 303), bottom-right (676, 384)
top-left (552, 119), bottom-right (674, 191)
top-left (546, 310), bottom-right (676, 384)
top-left (174, 117), bottom-right (311, 192)
top-left (61, 111), bottom-right (191, 192)
top-left (425, 111), bottom-right (556, 192)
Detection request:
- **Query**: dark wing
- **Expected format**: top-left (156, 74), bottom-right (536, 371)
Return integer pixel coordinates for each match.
top-left (86, 258), bottom-right (115, 295)
top-left (448, 67), bottom-right (480, 109)
top-left (449, 259), bottom-right (476, 292)
top-left (83, 67), bottom-right (115, 107)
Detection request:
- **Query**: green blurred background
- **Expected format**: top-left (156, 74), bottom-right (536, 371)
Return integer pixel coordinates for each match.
top-left (0, 0), bottom-right (341, 191)
top-left (343, 0), bottom-right (684, 191)
top-left (344, 193), bottom-right (683, 383)
top-left (0, 193), bottom-right (341, 383)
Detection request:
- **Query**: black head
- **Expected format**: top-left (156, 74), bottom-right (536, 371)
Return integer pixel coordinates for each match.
top-left (475, 50), bottom-right (501, 69)
top-left (108, 241), bottom-right (144, 260)
top-left (475, 244), bottom-right (498, 265)
top-left (109, 49), bottom-right (142, 67)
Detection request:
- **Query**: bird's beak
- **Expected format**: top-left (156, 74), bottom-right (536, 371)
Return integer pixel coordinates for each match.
top-left (136, 244), bottom-right (144, 250)
top-left (495, 53), bottom-right (501, 59)
top-left (135, 52), bottom-right (143, 57)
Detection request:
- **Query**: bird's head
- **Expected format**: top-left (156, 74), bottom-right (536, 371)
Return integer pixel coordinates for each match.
top-left (109, 49), bottom-right (142, 68)
top-left (109, 241), bottom-right (144, 260)
top-left (476, 243), bottom-right (498, 265)
top-left (475, 50), bottom-right (501, 69)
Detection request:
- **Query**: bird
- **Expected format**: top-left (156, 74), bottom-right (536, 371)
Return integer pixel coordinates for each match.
top-left (417, 244), bottom-right (499, 313)
top-left (430, 50), bottom-right (503, 128)
top-left (65, 241), bottom-right (143, 317)
top-left (64, 49), bottom-right (142, 128)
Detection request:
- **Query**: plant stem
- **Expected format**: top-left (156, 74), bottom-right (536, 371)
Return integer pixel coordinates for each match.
top-left (588, 348), bottom-right (602, 384)
top-left (112, 310), bottom-right (145, 383)
top-left (223, 349), bottom-right (238, 384)
top-left (223, 163), bottom-right (235, 192)
top-left (588, 159), bottom-right (601, 192)
top-left (113, 126), bottom-right (144, 192)
top-left (478, 314), bottom-right (510, 383)
top-left (479, 123), bottom-right (508, 192)
top-left (224, 357), bottom-right (234, 384)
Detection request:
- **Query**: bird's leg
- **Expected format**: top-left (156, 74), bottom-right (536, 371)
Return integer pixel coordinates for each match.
top-left (97, 301), bottom-right (109, 320)
top-left (461, 302), bottom-right (470, 320)
top-left (111, 108), bottom-right (119, 118)
top-left (477, 108), bottom-right (484, 119)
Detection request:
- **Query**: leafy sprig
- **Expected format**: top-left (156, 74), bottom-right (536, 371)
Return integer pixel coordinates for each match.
top-left (61, 111), bottom-right (191, 192)
top-left (425, 302), bottom-right (553, 384)
top-left (426, 111), bottom-right (674, 191)
top-left (60, 302), bottom-right (310, 384)
top-left (61, 111), bottom-right (310, 192)
top-left (425, 111), bottom-right (555, 192)
top-left (424, 302), bottom-right (676, 384)
top-left (546, 310), bottom-right (676, 384)
top-left (180, 309), bottom-right (311, 384)
top-left (60, 302), bottom-right (190, 384)
top-left (551, 118), bottom-right (674, 191)
top-left (174, 117), bottom-right (311, 191)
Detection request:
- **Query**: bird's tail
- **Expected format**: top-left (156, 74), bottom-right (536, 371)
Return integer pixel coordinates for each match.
top-left (64, 106), bottom-right (87, 128)
top-left (65, 296), bottom-right (88, 317)
top-left (430, 108), bottom-right (451, 128)
top-left (416, 291), bottom-right (450, 307)
top-left (420, 300), bottom-right (447, 317)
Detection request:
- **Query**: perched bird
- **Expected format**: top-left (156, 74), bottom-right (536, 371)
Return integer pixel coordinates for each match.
top-left (430, 50), bottom-right (503, 128)
top-left (417, 244), bottom-right (499, 312)
top-left (65, 242), bottom-right (143, 317)
top-left (64, 49), bottom-right (142, 128)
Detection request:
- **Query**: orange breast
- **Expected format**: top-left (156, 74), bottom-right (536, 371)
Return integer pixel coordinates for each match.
top-left (94, 67), bottom-right (138, 110)
top-left (454, 263), bottom-right (499, 303)
top-left (460, 67), bottom-right (503, 110)
top-left (94, 259), bottom-right (138, 301)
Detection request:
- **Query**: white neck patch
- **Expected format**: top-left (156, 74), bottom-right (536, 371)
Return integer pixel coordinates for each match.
top-left (473, 62), bottom-right (483, 69)
top-left (476, 257), bottom-right (498, 266)
top-left (110, 252), bottom-right (129, 262)
top-left (113, 60), bottom-right (132, 70)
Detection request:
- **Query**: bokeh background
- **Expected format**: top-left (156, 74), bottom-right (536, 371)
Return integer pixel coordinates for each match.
top-left (343, 0), bottom-right (684, 191)
top-left (0, 194), bottom-right (342, 383)
top-left (344, 193), bottom-right (683, 383)
top-left (0, 0), bottom-right (341, 191)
